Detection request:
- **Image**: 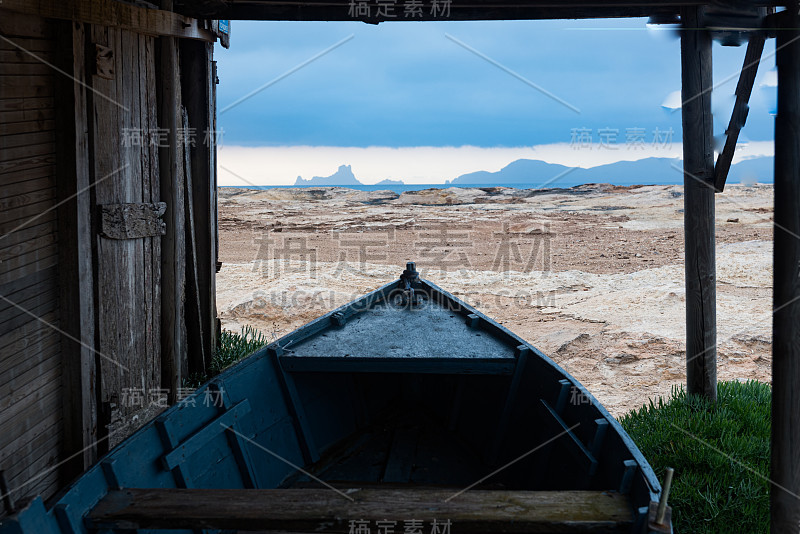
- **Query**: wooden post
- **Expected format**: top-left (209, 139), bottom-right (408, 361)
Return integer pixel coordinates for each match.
top-left (158, 0), bottom-right (186, 402)
top-left (179, 39), bottom-right (217, 374)
top-left (55, 20), bottom-right (97, 479)
top-left (680, 6), bottom-right (717, 401)
top-left (771, 4), bottom-right (800, 530)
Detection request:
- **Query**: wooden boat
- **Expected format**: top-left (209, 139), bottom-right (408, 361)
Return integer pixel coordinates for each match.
top-left (0, 263), bottom-right (672, 533)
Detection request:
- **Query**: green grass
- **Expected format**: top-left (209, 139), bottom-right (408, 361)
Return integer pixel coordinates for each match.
top-left (620, 380), bottom-right (771, 534)
top-left (183, 325), bottom-right (270, 389)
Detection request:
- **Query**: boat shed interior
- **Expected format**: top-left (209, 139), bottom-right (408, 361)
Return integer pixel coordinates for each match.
top-left (1, 0), bottom-right (799, 531)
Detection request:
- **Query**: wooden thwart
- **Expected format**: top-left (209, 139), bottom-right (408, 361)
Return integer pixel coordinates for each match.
top-left (88, 488), bottom-right (634, 533)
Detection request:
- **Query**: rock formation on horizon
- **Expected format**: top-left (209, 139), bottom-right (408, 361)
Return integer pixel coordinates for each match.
top-left (294, 164), bottom-right (362, 186)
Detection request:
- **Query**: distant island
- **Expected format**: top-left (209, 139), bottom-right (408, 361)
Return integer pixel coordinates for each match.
top-left (295, 164), bottom-right (362, 186)
top-left (288, 156), bottom-right (773, 188)
top-left (293, 165), bottom-right (407, 187)
top-left (447, 156), bottom-right (773, 186)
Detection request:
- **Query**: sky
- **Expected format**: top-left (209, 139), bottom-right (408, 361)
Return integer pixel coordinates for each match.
top-left (214, 18), bottom-right (778, 185)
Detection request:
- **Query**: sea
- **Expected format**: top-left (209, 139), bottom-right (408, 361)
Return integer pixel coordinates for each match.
top-left (224, 178), bottom-right (717, 194)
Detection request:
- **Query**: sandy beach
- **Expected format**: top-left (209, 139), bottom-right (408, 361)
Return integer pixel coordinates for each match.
top-left (216, 183), bottom-right (773, 416)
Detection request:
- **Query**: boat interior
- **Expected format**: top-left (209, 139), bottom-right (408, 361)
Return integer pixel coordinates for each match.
top-left (1, 276), bottom-right (667, 533)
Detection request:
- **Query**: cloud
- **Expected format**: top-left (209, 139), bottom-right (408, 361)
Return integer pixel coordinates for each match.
top-left (759, 69), bottom-right (777, 88)
top-left (661, 90), bottom-right (682, 110)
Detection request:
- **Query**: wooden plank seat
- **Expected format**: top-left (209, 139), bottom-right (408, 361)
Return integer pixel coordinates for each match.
top-left (87, 488), bottom-right (634, 533)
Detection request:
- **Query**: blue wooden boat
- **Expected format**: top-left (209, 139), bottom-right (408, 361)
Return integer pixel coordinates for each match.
top-left (0, 263), bottom-right (671, 533)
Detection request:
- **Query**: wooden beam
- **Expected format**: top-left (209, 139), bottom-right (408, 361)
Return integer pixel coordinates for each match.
top-left (213, 4), bottom-right (676, 21)
top-left (87, 488), bottom-right (635, 532)
top-left (713, 33), bottom-right (766, 192)
top-left (680, 6), bottom-right (717, 401)
top-left (0, 0), bottom-right (215, 42)
top-left (180, 38), bottom-right (216, 374)
top-left (181, 107), bottom-right (208, 374)
top-left (54, 19), bottom-right (97, 480)
top-left (771, 5), bottom-right (800, 531)
top-left (158, 0), bottom-right (187, 402)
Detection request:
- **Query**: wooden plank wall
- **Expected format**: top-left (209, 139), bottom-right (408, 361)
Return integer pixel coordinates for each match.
top-left (89, 24), bottom-right (162, 446)
top-left (0, 13), bottom-right (63, 515)
top-left (0, 6), bottom-right (219, 514)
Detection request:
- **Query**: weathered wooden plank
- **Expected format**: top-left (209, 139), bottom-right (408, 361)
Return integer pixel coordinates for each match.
top-left (5, 414), bottom-right (62, 475)
top-left (0, 265), bottom-right (58, 316)
top-left (88, 488), bottom-right (634, 532)
top-left (680, 6), bottom-right (717, 401)
top-left (159, 24), bottom-right (186, 401)
top-left (197, 1), bottom-right (689, 21)
top-left (0, 414), bottom-right (60, 470)
top-left (0, 311), bottom-right (57, 360)
top-left (148, 39), bottom-right (162, 389)
top-left (0, 324), bottom-right (58, 374)
top-left (0, 62), bottom-right (52, 76)
top-left (5, 431), bottom-right (63, 496)
top-left (0, 1), bottom-right (216, 42)
top-left (0, 364), bottom-right (62, 437)
top-left (0, 154), bottom-right (56, 175)
top-left (0, 219), bottom-right (56, 252)
top-left (0, 108), bottom-right (54, 124)
top-left (0, 85), bottom-right (54, 99)
top-left (0, 11), bottom-right (54, 39)
top-left (5, 455), bottom-right (61, 510)
top-left (0, 120), bottom-right (55, 136)
top-left (772, 5), bottom-right (800, 530)
top-left (140, 33), bottom-right (157, 388)
top-left (0, 49), bottom-right (55, 63)
top-left (0, 142), bottom-right (55, 162)
top-left (0, 341), bottom-right (61, 408)
top-left (0, 259), bottom-right (53, 295)
top-left (714, 33), bottom-right (766, 192)
top-left (0, 237), bottom-right (57, 275)
top-left (0, 97), bottom-right (53, 111)
top-left (182, 106), bottom-right (207, 374)
top-left (0, 75), bottom-right (55, 88)
top-left (0, 404), bottom-right (61, 464)
top-left (55, 19), bottom-right (97, 478)
top-left (0, 187), bottom-right (55, 212)
top-left (0, 198), bottom-right (56, 228)
top-left (92, 23), bottom-right (122, 430)
top-left (0, 130), bottom-right (55, 149)
top-left (0, 241), bottom-right (59, 278)
top-left (180, 38), bottom-right (216, 371)
top-left (0, 37), bottom-right (54, 53)
top-left (0, 176), bottom-right (55, 200)
top-left (0, 286), bottom-right (59, 334)
top-left (0, 253), bottom-right (58, 287)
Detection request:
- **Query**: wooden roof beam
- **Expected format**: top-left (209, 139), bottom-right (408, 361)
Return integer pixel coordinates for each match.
top-left (208, 3), bottom-right (678, 21)
top-left (180, 0), bottom-right (786, 21)
top-left (0, 0), bottom-right (216, 42)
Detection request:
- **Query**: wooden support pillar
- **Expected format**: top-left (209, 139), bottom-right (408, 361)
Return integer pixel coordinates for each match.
top-left (771, 4), bottom-right (800, 530)
top-left (680, 6), bottom-right (717, 401)
top-left (180, 39), bottom-right (218, 375)
top-left (158, 0), bottom-right (186, 402)
top-left (55, 20), bottom-right (98, 479)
